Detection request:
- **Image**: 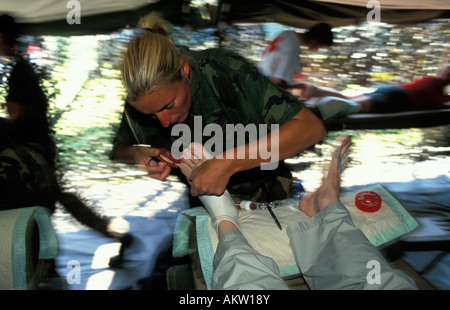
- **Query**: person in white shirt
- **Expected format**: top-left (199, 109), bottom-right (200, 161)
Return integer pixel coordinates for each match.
top-left (258, 23), bottom-right (348, 102)
top-left (258, 23), bottom-right (333, 89)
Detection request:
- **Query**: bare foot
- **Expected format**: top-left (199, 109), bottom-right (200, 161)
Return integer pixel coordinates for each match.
top-left (179, 142), bottom-right (214, 179)
top-left (300, 135), bottom-right (351, 217)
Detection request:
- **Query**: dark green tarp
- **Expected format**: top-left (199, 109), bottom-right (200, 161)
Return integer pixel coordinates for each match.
top-left (1, 0), bottom-right (449, 36)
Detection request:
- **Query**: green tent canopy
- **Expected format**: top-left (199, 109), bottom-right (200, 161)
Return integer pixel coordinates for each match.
top-left (1, 0), bottom-right (449, 36)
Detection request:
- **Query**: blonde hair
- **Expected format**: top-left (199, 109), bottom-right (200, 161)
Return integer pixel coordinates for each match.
top-left (121, 13), bottom-right (184, 102)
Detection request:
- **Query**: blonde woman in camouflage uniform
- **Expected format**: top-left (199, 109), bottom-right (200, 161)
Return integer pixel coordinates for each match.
top-left (112, 14), bottom-right (326, 203)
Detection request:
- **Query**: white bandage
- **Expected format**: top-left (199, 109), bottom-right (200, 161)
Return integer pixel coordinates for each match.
top-left (199, 190), bottom-right (240, 232)
top-left (182, 142), bottom-right (240, 232)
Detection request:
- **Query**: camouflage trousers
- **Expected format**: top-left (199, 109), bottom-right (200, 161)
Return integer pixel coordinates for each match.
top-left (0, 141), bottom-right (59, 212)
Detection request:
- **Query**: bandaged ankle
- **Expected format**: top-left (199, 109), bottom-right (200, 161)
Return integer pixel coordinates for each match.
top-left (199, 190), bottom-right (241, 233)
top-left (181, 143), bottom-right (240, 232)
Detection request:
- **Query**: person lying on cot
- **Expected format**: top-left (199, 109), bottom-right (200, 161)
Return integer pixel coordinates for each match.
top-left (298, 66), bottom-right (450, 120)
top-left (180, 136), bottom-right (417, 290)
top-left (111, 13), bottom-right (326, 203)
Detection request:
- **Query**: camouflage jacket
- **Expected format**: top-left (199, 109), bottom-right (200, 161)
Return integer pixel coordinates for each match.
top-left (112, 47), bottom-right (304, 201)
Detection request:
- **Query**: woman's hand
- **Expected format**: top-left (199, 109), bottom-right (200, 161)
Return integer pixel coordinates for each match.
top-left (180, 143), bottom-right (230, 196)
top-left (187, 158), bottom-right (232, 196)
top-left (132, 146), bottom-right (172, 181)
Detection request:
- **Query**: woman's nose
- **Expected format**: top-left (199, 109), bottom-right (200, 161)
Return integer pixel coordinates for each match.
top-left (156, 111), bottom-right (171, 128)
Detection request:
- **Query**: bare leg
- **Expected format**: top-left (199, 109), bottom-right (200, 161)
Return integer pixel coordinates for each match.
top-left (300, 135), bottom-right (351, 217)
top-left (217, 220), bottom-right (240, 237)
top-left (313, 86), bottom-right (348, 99)
top-left (291, 83), bottom-right (348, 101)
top-left (348, 95), bottom-right (372, 113)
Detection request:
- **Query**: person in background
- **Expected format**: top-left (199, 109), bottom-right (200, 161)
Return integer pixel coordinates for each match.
top-left (258, 23), bottom-right (336, 95)
top-left (303, 66), bottom-right (450, 120)
top-left (0, 13), bottom-right (57, 210)
top-left (350, 66), bottom-right (450, 113)
top-left (111, 14), bottom-right (326, 203)
top-left (0, 14), bottom-right (131, 266)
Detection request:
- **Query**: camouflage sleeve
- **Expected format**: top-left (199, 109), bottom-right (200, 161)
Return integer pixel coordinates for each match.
top-left (208, 49), bottom-right (304, 129)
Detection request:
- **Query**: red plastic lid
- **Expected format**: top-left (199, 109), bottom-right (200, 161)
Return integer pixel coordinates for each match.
top-left (355, 191), bottom-right (382, 213)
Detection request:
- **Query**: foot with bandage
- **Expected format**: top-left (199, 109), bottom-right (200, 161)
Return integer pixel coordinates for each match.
top-left (180, 143), bottom-right (241, 236)
top-left (299, 135), bottom-right (351, 217)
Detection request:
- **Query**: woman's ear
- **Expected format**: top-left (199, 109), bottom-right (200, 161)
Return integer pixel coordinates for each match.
top-left (182, 58), bottom-right (190, 76)
top-left (182, 58), bottom-right (191, 83)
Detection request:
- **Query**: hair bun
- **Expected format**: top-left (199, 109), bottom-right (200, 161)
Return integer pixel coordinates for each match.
top-left (138, 13), bottom-right (168, 36)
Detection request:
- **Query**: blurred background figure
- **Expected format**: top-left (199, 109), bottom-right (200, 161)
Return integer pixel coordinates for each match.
top-left (258, 23), bottom-right (333, 90)
top-left (302, 66), bottom-right (450, 120)
top-left (0, 14), bottom-right (131, 265)
top-left (0, 13), bottom-right (58, 210)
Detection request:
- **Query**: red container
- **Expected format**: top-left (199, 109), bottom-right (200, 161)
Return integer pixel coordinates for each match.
top-left (355, 191), bottom-right (382, 213)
